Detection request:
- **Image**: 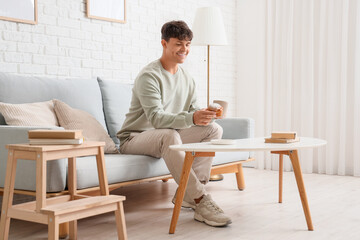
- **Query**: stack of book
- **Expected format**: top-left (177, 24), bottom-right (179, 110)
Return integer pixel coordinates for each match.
top-left (28, 130), bottom-right (84, 145)
top-left (264, 132), bottom-right (299, 143)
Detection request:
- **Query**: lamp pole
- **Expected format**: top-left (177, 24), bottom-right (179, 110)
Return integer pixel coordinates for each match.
top-left (207, 45), bottom-right (210, 107)
top-left (192, 6), bottom-right (228, 182)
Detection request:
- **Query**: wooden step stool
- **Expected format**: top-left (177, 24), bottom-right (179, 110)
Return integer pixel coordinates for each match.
top-left (0, 141), bottom-right (127, 240)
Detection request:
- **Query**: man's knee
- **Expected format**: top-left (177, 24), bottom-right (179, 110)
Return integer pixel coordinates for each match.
top-left (209, 122), bottom-right (223, 139)
top-left (160, 129), bottom-right (182, 145)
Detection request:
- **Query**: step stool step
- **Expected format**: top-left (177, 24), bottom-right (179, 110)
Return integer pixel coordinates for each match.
top-left (41, 195), bottom-right (125, 216)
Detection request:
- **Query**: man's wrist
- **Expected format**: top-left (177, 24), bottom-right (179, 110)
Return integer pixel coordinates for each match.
top-left (186, 112), bottom-right (195, 126)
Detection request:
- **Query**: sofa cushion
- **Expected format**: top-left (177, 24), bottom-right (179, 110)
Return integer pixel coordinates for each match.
top-left (0, 73), bottom-right (107, 130)
top-left (53, 100), bottom-right (119, 154)
top-left (73, 152), bottom-right (250, 190)
top-left (0, 100), bottom-right (58, 126)
top-left (75, 154), bottom-right (170, 189)
top-left (97, 77), bottom-right (132, 146)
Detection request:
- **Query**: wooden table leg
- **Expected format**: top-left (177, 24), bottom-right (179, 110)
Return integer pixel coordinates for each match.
top-left (169, 152), bottom-right (195, 234)
top-left (289, 150), bottom-right (314, 231)
top-left (279, 154), bottom-right (283, 203)
top-left (0, 150), bottom-right (16, 240)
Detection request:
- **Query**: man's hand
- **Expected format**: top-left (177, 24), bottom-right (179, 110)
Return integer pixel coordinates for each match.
top-left (193, 108), bottom-right (216, 126)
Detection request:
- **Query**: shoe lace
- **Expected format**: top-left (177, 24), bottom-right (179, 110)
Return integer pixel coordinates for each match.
top-left (204, 200), bottom-right (224, 214)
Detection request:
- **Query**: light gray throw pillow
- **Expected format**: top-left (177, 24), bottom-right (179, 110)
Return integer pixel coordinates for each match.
top-left (97, 78), bottom-right (133, 146)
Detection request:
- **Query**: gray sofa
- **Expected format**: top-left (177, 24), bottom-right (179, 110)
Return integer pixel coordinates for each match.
top-left (0, 72), bottom-right (254, 194)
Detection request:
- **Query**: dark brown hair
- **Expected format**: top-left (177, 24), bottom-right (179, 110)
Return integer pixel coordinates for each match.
top-left (161, 21), bottom-right (193, 42)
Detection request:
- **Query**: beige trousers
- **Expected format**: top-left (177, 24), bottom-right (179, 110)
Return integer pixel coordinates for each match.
top-left (120, 123), bottom-right (223, 200)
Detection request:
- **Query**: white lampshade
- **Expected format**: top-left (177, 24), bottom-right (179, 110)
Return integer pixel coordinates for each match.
top-left (191, 7), bottom-right (228, 46)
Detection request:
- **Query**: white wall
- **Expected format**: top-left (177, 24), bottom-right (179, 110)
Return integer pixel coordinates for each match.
top-left (0, 0), bottom-right (238, 115)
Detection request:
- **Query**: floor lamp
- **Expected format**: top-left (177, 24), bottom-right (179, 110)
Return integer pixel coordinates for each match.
top-left (192, 7), bottom-right (228, 106)
top-left (192, 7), bottom-right (228, 181)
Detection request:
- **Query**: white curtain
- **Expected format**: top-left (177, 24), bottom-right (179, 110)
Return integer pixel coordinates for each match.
top-left (236, 0), bottom-right (360, 176)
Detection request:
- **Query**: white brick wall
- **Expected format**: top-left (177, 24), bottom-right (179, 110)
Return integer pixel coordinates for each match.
top-left (0, 0), bottom-right (238, 116)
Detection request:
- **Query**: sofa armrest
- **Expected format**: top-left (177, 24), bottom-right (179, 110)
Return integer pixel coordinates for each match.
top-left (215, 117), bottom-right (255, 139)
top-left (0, 126), bottom-right (67, 192)
top-left (0, 125), bottom-right (64, 144)
top-left (214, 118), bottom-right (255, 163)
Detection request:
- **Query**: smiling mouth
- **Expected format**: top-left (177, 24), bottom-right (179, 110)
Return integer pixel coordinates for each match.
top-left (177, 53), bottom-right (186, 57)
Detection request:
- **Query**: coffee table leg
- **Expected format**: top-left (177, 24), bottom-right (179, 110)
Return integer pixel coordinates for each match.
top-left (289, 150), bottom-right (314, 231)
top-left (279, 154), bottom-right (283, 203)
top-left (169, 152), bottom-right (195, 234)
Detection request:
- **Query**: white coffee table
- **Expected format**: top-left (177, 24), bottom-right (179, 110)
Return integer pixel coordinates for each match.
top-left (168, 137), bottom-right (326, 234)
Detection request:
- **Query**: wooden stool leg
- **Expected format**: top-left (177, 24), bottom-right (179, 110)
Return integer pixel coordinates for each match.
top-left (279, 154), bottom-right (283, 203)
top-left (36, 154), bottom-right (47, 212)
top-left (289, 150), bottom-right (314, 231)
top-left (62, 157), bottom-right (77, 240)
top-left (115, 201), bottom-right (127, 240)
top-left (96, 147), bottom-right (109, 196)
top-left (68, 157), bottom-right (77, 198)
top-left (69, 220), bottom-right (77, 240)
top-left (48, 216), bottom-right (59, 240)
top-left (0, 150), bottom-right (17, 240)
top-left (235, 163), bottom-right (245, 190)
top-left (59, 222), bottom-right (69, 239)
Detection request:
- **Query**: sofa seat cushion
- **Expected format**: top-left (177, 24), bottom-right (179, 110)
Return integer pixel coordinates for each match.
top-left (53, 100), bottom-right (118, 154)
top-left (0, 100), bottom-right (58, 126)
top-left (0, 73), bottom-right (107, 130)
top-left (73, 152), bottom-right (251, 190)
top-left (97, 78), bottom-right (132, 146)
top-left (74, 154), bottom-right (170, 189)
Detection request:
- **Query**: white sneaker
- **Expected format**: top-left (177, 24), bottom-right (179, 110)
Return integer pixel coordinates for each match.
top-left (172, 189), bottom-right (196, 210)
top-left (194, 194), bottom-right (232, 227)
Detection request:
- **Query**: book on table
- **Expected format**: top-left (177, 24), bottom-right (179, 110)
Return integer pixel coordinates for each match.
top-left (271, 132), bottom-right (297, 139)
top-left (264, 137), bottom-right (300, 143)
top-left (28, 138), bottom-right (84, 145)
top-left (28, 129), bottom-right (83, 139)
top-left (28, 130), bottom-right (83, 145)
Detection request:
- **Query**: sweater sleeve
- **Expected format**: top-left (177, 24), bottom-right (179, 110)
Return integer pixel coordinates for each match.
top-left (189, 78), bottom-right (201, 113)
top-left (135, 73), bottom-right (195, 129)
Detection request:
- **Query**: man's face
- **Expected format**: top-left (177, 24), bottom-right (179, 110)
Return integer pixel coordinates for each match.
top-left (162, 38), bottom-right (191, 64)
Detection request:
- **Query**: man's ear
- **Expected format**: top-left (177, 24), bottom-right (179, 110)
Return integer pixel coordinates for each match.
top-left (161, 39), bottom-right (167, 48)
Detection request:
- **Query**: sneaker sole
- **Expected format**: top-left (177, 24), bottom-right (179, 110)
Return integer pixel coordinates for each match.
top-left (172, 199), bottom-right (196, 210)
top-left (194, 213), bottom-right (232, 227)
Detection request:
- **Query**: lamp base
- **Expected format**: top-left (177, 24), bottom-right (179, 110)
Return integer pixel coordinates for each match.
top-left (209, 174), bottom-right (224, 181)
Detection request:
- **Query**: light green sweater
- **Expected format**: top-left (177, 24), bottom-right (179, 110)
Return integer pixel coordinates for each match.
top-left (118, 59), bottom-right (200, 146)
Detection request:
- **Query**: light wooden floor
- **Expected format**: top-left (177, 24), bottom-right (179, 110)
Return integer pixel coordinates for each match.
top-left (5, 168), bottom-right (360, 240)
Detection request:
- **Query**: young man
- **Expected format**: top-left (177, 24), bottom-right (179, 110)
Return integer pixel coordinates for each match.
top-left (118, 21), bottom-right (231, 227)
